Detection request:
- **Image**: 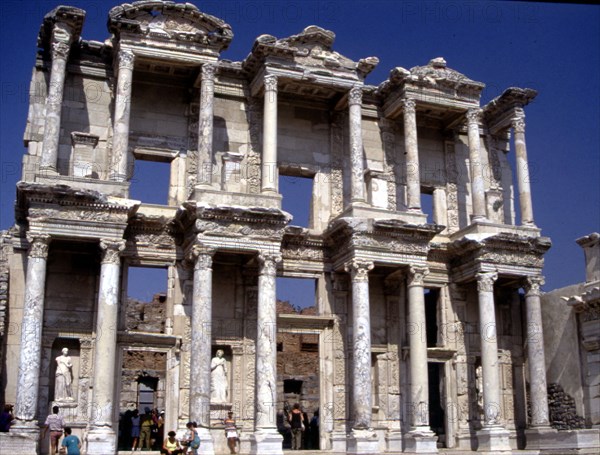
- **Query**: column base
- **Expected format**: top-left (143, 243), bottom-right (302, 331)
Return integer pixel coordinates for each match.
top-left (330, 429), bottom-right (348, 452)
top-left (525, 426), bottom-right (558, 450)
top-left (86, 427), bottom-right (117, 455)
top-left (477, 425), bottom-right (511, 452)
top-left (196, 426), bottom-right (215, 454)
top-left (385, 429), bottom-right (403, 452)
top-left (404, 427), bottom-right (439, 453)
top-left (347, 428), bottom-right (379, 454)
top-left (1, 425), bottom-right (40, 455)
top-left (249, 428), bottom-right (283, 455)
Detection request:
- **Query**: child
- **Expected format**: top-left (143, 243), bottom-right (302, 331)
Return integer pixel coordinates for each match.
top-left (60, 427), bottom-right (81, 455)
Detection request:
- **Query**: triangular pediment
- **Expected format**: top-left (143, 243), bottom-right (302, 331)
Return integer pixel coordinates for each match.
top-left (108, 1), bottom-right (232, 52)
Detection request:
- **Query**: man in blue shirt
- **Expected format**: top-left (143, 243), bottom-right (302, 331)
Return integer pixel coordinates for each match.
top-left (61, 427), bottom-right (81, 455)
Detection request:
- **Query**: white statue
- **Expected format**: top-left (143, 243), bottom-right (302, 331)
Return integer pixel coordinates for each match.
top-left (210, 350), bottom-right (228, 403)
top-left (55, 348), bottom-right (73, 401)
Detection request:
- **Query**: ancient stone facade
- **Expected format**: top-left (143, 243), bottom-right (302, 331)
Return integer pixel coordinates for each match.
top-left (0, 1), bottom-right (598, 454)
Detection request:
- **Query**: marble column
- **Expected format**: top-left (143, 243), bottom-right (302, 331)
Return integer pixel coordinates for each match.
top-left (466, 109), bottom-right (487, 221)
top-left (196, 64), bottom-right (216, 187)
top-left (13, 235), bottom-right (51, 430)
top-left (110, 49), bottom-right (135, 181)
top-left (403, 99), bottom-right (421, 211)
top-left (40, 25), bottom-right (72, 172)
top-left (261, 75), bottom-right (278, 193)
top-left (405, 266), bottom-right (438, 452)
top-left (251, 252), bottom-right (283, 454)
top-left (344, 259), bottom-right (378, 454)
top-left (513, 113), bottom-right (535, 225)
top-left (348, 85), bottom-right (366, 203)
top-left (189, 245), bottom-right (215, 454)
top-left (476, 271), bottom-right (510, 450)
top-left (523, 276), bottom-right (550, 428)
top-left (87, 239), bottom-right (125, 455)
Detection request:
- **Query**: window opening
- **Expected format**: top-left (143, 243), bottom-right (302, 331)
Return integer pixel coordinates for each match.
top-left (129, 159), bottom-right (171, 205)
top-left (276, 277), bottom-right (316, 313)
top-left (126, 266), bottom-right (168, 333)
top-left (279, 174), bottom-right (313, 228)
top-left (425, 288), bottom-right (440, 348)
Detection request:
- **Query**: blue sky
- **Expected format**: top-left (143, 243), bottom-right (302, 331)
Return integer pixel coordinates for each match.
top-left (1, 1), bottom-right (598, 305)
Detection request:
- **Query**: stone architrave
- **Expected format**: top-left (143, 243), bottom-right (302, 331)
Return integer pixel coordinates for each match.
top-left (405, 266), bottom-right (438, 453)
top-left (344, 259), bottom-right (378, 454)
top-left (251, 252), bottom-right (283, 455)
top-left (348, 85), bottom-right (366, 203)
top-left (197, 64), bottom-right (216, 187)
top-left (512, 112), bottom-right (535, 225)
top-left (189, 245), bottom-right (216, 454)
top-left (403, 99), bottom-right (421, 211)
top-left (261, 75), bottom-right (278, 193)
top-left (110, 49), bottom-right (135, 181)
top-left (87, 239), bottom-right (125, 455)
top-left (466, 109), bottom-right (487, 221)
top-left (475, 271), bottom-right (510, 451)
top-left (40, 24), bottom-right (72, 172)
top-left (13, 235), bottom-right (51, 430)
top-left (523, 276), bottom-right (551, 427)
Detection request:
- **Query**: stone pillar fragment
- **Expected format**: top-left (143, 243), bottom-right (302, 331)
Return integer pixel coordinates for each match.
top-left (261, 75), bottom-right (278, 193)
top-left (196, 64), bottom-right (216, 187)
top-left (40, 25), bottom-right (72, 172)
top-left (403, 99), bottom-right (421, 211)
top-left (466, 109), bottom-right (487, 221)
top-left (523, 276), bottom-right (550, 427)
top-left (110, 50), bottom-right (134, 181)
top-left (251, 252), bottom-right (283, 454)
top-left (405, 266), bottom-right (438, 453)
top-left (14, 235), bottom-right (51, 429)
top-left (513, 113), bottom-right (535, 225)
top-left (87, 239), bottom-right (125, 455)
top-left (189, 246), bottom-right (215, 454)
top-left (475, 271), bottom-right (510, 451)
top-left (348, 85), bottom-right (366, 203)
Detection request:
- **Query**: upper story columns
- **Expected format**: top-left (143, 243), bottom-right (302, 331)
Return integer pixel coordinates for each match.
top-left (197, 64), bottom-right (217, 188)
top-left (513, 112), bottom-right (534, 225)
top-left (348, 85), bottom-right (366, 204)
top-left (466, 109), bottom-right (487, 221)
top-left (261, 75), bottom-right (279, 194)
top-left (402, 99), bottom-right (421, 211)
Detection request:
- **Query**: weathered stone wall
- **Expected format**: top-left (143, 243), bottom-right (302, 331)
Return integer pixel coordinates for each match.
top-left (126, 294), bottom-right (166, 333)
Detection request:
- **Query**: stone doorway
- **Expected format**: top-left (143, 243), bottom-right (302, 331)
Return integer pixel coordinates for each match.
top-left (428, 362), bottom-right (446, 447)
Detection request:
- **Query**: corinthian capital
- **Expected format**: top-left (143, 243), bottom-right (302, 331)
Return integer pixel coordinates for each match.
top-left (348, 85), bottom-right (363, 106)
top-left (466, 108), bottom-right (482, 125)
top-left (51, 41), bottom-right (70, 60)
top-left (264, 74), bottom-right (278, 93)
top-left (99, 239), bottom-right (126, 265)
top-left (476, 271), bottom-right (498, 293)
top-left (202, 63), bottom-right (216, 81)
top-left (407, 266), bottom-right (429, 287)
top-left (523, 275), bottom-right (544, 297)
top-left (191, 244), bottom-right (215, 270)
top-left (118, 50), bottom-right (135, 70)
top-left (402, 98), bottom-right (416, 116)
top-left (27, 234), bottom-right (51, 259)
top-left (344, 259), bottom-right (374, 282)
top-left (258, 251), bottom-right (282, 276)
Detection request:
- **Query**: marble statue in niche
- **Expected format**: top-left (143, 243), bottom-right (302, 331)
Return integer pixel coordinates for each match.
top-left (211, 349), bottom-right (228, 403)
top-left (55, 348), bottom-right (74, 401)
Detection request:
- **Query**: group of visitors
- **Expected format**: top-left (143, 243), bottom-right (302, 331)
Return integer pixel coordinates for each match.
top-left (124, 407), bottom-right (164, 451)
top-left (279, 402), bottom-right (319, 450)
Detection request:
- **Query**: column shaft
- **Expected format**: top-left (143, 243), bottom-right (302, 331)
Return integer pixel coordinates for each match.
top-left (110, 50), bottom-right (134, 181)
top-left (407, 266), bottom-right (430, 429)
top-left (345, 259), bottom-right (374, 429)
top-left (40, 31), bottom-right (71, 171)
top-left (14, 235), bottom-right (51, 425)
top-left (190, 247), bottom-right (214, 427)
top-left (197, 64), bottom-right (216, 187)
top-left (348, 85), bottom-right (366, 203)
top-left (261, 75), bottom-right (278, 193)
top-left (255, 253), bottom-right (281, 430)
top-left (476, 272), bottom-right (503, 426)
top-left (90, 240), bottom-right (125, 429)
top-left (467, 109), bottom-right (487, 221)
top-left (513, 114), bottom-right (534, 225)
top-left (524, 277), bottom-right (550, 427)
top-left (403, 99), bottom-right (421, 210)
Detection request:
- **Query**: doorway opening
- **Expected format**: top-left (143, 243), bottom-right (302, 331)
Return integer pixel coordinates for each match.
top-left (428, 362), bottom-right (446, 447)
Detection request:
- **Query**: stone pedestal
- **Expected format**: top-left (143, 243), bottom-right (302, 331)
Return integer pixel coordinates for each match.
top-left (330, 430), bottom-right (348, 452)
top-left (347, 428), bottom-right (379, 454)
top-left (0, 429), bottom-right (40, 455)
top-left (249, 428), bottom-right (283, 455)
top-left (524, 427), bottom-right (559, 450)
top-left (477, 425), bottom-right (511, 452)
top-left (86, 428), bottom-right (117, 455)
top-left (385, 429), bottom-right (403, 452)
top-left (404, 428), bottom-right (438, 454)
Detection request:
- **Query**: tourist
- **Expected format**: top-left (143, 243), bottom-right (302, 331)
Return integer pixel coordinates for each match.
top-left (182, 421), bottom-right (200, 454)
top-left (310, 410), bottom-right (319, 449)
top-left (140, 409), bottom-right (153, 450)
top-left (223, 411), bottom-right (239, 454)
top-left (60, 427), bottom-right (81, 455)
top-left (130, 409), bottom-right (141, 451)
top-left (42, 405), bottom-right (64, 455)
top-left (0, 404), bottom-right (14, 432)
top-left (161, 430), bottom-right (184, 455)
top-left (288, 403), bottom-right (306, 450)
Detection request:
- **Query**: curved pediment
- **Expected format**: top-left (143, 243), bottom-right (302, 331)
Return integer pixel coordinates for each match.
top-left (108, 1), bottom-right (232, 52)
